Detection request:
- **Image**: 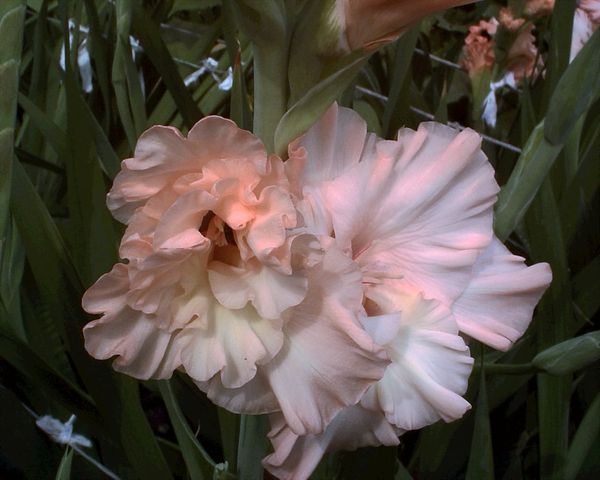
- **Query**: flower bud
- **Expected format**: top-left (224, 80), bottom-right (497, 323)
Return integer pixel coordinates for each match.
top-left (329, 0), bottom-right (477, 52)
top-left (532, 331), bottom-right (600, 375)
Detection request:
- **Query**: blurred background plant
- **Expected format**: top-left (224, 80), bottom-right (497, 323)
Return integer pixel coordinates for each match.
top-left (0, 0), bottom-right (598, 479)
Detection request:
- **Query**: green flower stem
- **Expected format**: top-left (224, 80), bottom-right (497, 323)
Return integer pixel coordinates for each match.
top-left (253, 43), bottom-right (289, 153)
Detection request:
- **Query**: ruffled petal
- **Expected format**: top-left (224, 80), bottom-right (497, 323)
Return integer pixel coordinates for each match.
top-left (259, 248), bottom-right (390, 435)
top-left (152, 189), bottom-right (217, 250)
top-left (286, 103), bottom-right (370, 192)
top-left (453, 237), bottom-right (552, 350)
top-left (208, 257), bottom-right (308, 320)
top-left (83, 307), bottom-right (180, 380)
top-left (360, 293), bottom-right (473, 430)
top-left (82, 263), bottom-right (129, 314)
top-left (263, 407), bottom-right (401, 480)
top-left (107, 126), bottom-right (199, 223)
top-left (187, 116), bottom-right (267, 172)
top-left (243, 186), bottom-right (298, 261)
top-left (323, 121), bottom-right (498, 304)
top-left (175, 304), bottom-right (284, 389)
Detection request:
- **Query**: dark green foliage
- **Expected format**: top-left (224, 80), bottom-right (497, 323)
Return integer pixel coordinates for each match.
top-left (0, 1), bottom-right (598, 479)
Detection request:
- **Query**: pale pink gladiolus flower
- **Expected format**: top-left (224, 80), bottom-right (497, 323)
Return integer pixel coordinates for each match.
top-left (329, 0), bottom-right (477, 52)
top-left (461, 18), bottom-right (499, 77)
top-left (263, 104), bottom-right (552, 480)
top-left (83, 116), bottom-right (390, 435)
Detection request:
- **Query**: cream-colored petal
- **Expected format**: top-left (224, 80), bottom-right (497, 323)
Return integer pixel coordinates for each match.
top-left (453, 237), bottom-right (552, 350)
top-left (176, 303), bottom-right (284, 389)
top-left (361, 293), bottom-right (473, 431)
top-left (83, 307), bottom-right (181, 380)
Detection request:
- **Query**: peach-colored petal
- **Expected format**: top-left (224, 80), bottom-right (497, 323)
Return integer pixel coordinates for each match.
top-left (238, 185), bottom-right (298, 267)
top-left (208, 257), bottom-right (308, 320)
top-left (360, 293), bottom-right (473, 430)
top-left (453, 237), bottom-right (552, 350)
top-left (107, 126), bottom-right (197, 223)
top-left (187, 116), bottom-right (268, 173)
top-left (107, 117), bottom-right (271, 225)
top-left (125, 249), bottom-right (203, 323)
top-left (173, 305), bottom-right (284, 388)
top-left (323, 122), bottom-right (498, 305)
top-left (263, 407), bottom-right (401, 480)
top-left (82, 263), bottom-right (129, 314)
top-left (151, 189), bottom-right (216, 250)
top-left (199, 247), bottom-right (389, 434)
top-left (259, 248), bottom-right (389, 435)
top-left (286, 104), bottom-right (370, 193)
top-left (83, 308), bottom-right (180, 380)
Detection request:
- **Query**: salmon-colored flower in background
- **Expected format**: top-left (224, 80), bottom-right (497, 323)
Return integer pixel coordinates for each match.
top-left (499, 7), bottom-right (526, 30)
top-left (462, 14), bottom-right (542, 82)
top-left (329, 0), bottom-right (476, 52)
top-left (507, 23), bottom-right (542, 81)
top-left (461, 18), bottom-right (499, 77)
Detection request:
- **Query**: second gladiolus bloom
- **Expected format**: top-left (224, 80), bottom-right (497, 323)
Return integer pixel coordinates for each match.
top-left (83, 104), bottom-right (551, 480)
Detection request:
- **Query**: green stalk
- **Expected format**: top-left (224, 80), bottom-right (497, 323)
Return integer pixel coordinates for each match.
top-left (252, 44), bottom-right (289, 152)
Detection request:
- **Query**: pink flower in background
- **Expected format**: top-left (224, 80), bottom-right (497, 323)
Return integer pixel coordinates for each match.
top-left (262, 104), bottom-right (552, 479)
top-left (329, 0), bottom-right (476, 52)
top-left (462, 14), bottom-right (542, 83)
top-left (507, 23), bottom-right (542, 81)
top-left (461, 18), bottom-right (499, 77)
top-left (499, 7), bottom-right (526, 30)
